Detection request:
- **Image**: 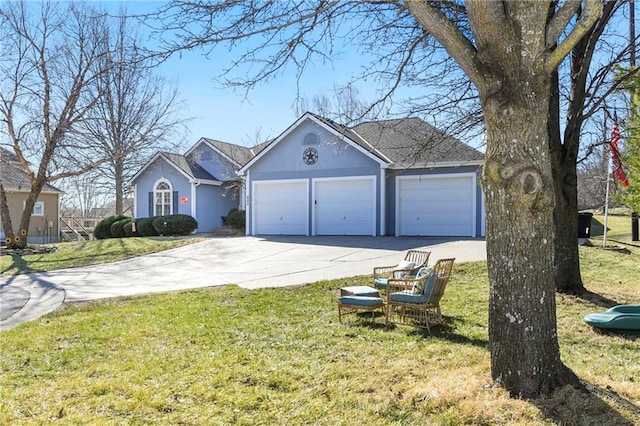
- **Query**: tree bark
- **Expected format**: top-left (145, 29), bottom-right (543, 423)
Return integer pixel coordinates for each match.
top-left (549, 69), bottom-right (585, 294)
top-left (482, 77), bottom-right (582, 396)
top-left (551, 135), bottom-right (585, 294)
top-left (115, 160), bottom-right (124, 215)
top-left (0, 183), bottom-right (16, 247)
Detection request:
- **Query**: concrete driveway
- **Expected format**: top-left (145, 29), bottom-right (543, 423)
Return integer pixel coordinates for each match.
top-left (1, 235), bottom-right (486, 331)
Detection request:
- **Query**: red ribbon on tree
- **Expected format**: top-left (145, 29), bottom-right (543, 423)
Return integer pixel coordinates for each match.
top-left (610, 119), bottom-right (629, 187)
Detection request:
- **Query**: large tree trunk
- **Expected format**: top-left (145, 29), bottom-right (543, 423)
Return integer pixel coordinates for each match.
top-left (551, 145), bottom-right (585, 294)
top-left (0, 183), bottom-right (16, 247)
top-left (481, 73), bottom-right (581, 397)
top-left (15, 190), bottom-right (41, 249)
top-left (549, 69), bottom-right (585, 294)
top-left (115, 160), bottom-right (124, 215)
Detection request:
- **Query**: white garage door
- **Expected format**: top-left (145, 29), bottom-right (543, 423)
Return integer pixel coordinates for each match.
top-left (253, 180), bottom-right (308, 235)
top-left (314, 177), bottom-right (376, 236)
top-left (397, 174), bottom-right (475, 237)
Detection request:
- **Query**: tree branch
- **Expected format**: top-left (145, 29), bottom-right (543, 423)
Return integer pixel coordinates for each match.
top-left (546, 0), bottom-right (603, 72)
top-left (546, 0), bottom-right (583, 49)
top-left (404, 1), bottom-right (481, 87)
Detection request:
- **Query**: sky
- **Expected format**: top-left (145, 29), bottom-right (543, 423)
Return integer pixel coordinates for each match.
top-left (121, 1), bottom-right (382, 149)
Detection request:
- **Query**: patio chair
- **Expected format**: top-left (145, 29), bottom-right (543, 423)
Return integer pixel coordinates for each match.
top-left (385, 258), bottom-right (455, 333)
top-left (373, 250), bottom-right (431, 294)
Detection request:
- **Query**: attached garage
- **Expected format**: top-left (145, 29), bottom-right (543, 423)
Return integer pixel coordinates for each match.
top-left (313, 177), bottom-right (376, 236)
top-left (396, 174), bottom-right (476, 237)
top-left (253, 180), bottom-right (308, 235)
top-left (239, 113), bottom-right (485, 238)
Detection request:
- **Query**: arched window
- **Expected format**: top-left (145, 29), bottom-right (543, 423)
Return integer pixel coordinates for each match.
top-left (154, 180), bottom-right (172, 216)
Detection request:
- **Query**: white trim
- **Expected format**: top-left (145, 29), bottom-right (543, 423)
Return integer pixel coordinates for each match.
top-left (24, 200), bottom-right (44, 216)
top-left (480, 184), bottom-right (486, 237)
top-left (191, 182), bottom-right (198, 217)
top-left (129, 152), bottom-right (224, 186)
top-left (470, 173), bottom-right (478, 237)
top-left (380, 168), bottom-right (386, 236)
top-left (388, 160), bottom-right (484, 170)
top-left (153, 178), bottom-right (173, 216)
top-left (133, 183), bottom-right (138, 217)
top-left (195, 179), bottom-right (223, 186)
top-left (311, 176), bottom-right (377, 236)
top-left (251, 178), bottom-right (310, 236)
top-left (395, 172), bottom-right (477, 237)
top-left (245, 170), bottom-right (250, 234)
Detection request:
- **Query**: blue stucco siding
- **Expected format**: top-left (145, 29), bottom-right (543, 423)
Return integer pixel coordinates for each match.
top-left (189, 143), bottom-right (237, 181)
top-left (245, 119), bottom-right (385, 236)
top-left (250, 119), bottom-right (381, 175)
top-left (195, 184), bottom-right (238, 232)
top-left (132, 157), bottom-right (192, 218)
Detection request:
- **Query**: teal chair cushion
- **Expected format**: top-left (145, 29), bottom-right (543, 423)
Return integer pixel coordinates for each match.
top-left (339, 296), bottom-right (384, 307)
top-left (412, 267), bottom-right (433, 294)
top-left (374, 278), bottom-right (388, 289)
top-left (389, 290), bottom-right (428, 304)
top-left (341, 286), bottom-right (379, 297)
top-left (421, 271), bottom-right (437, 295)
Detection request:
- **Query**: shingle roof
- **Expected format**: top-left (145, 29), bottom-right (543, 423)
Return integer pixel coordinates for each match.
top-left (0, 147), bottom-right (62, 193)
top-left (161, 152), bottom-right (218, 181)
top-left (202, 138), bottom-right (257, 166)
top-left (351, 118), bottom-right (484, 168)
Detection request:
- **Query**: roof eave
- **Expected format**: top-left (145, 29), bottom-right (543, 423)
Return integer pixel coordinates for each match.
top-left (388, 160), bottom-right (484, 170)
top-left (192, 178), bottom-right (223, 186)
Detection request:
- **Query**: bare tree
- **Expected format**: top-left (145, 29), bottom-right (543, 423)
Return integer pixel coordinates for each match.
top-left (578, 141), bottom-right (609, 211)
top-left (296, 84), bottom-right (384, 125)
top-left (156, 1), bottom-right (602, 397)
top-left (58, 170), bottom-right (113, 218)
top-left (550, 0), bottom-right (640, 294)
top-left (76, 10), bottom-right (188, 215)
top-left (0, 1), bottom-right (114, 248)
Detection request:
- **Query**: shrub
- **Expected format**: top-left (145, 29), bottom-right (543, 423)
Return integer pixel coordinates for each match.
top-left (152, 214), bottom-right (198, 236)
top-left (94, 215), bottom-right (129, 239)
top-left (226, 209), bottom-right (246, 229)
top-left (110, 218), bottom-right (132, 238)
top-left (136, 217), bottom-right (158, 237)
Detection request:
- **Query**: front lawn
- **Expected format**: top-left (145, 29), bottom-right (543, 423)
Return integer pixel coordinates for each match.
top-left (1, 246), bottom-right (638, 424)
top-left (0, 237), bottom-right (204, 275)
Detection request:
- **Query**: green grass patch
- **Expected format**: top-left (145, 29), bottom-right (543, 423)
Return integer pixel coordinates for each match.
top-left (586, 207), bottom-right (638, 245)
top-left (1, 248), bottom-right (639, 424)
top-left (0, 237), bottom-right (204, 276)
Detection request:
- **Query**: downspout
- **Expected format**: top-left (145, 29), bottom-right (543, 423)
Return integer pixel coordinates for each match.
top-left (245, 170), bottom-right (250, 235)
top-left (191, 181), bottom-right (200, 218)
top-left (132, 184), bottom-right (137, 218)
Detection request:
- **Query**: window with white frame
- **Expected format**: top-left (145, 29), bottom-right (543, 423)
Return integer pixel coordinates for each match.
top-left (24, 200), bottom-right (44, 216)
top-left (154, 181), bottom-right (172, 216)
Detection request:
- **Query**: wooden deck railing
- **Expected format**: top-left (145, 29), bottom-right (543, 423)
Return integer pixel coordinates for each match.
top-left (59, 217), bottom-right (99, 241)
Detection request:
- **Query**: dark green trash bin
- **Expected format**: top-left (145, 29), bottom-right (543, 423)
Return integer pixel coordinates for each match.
top-left (578, 213), bottom-right (593, 238)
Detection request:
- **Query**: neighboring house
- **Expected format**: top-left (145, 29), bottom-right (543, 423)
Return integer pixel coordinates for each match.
top-left (129, 138), bottom-right (265, 233)
top-left (0, 148), bottom-right (62, 243)
top-left (238, 112), bottom-right (485, 237)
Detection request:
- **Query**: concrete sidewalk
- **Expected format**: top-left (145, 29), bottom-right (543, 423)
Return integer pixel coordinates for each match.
top-left (0, 236), bottom-right (486, 331)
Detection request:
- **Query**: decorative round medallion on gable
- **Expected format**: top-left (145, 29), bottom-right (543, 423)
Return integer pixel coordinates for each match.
top-left (303, 147), bottom-right (319, 165)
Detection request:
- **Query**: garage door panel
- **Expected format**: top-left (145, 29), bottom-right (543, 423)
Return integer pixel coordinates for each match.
top-left (315, 178), bottom-right (375, 236)
top-left (398, 176), bottom-right (474, 237)
top-left (254, 181), bottom-right (308, 235)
